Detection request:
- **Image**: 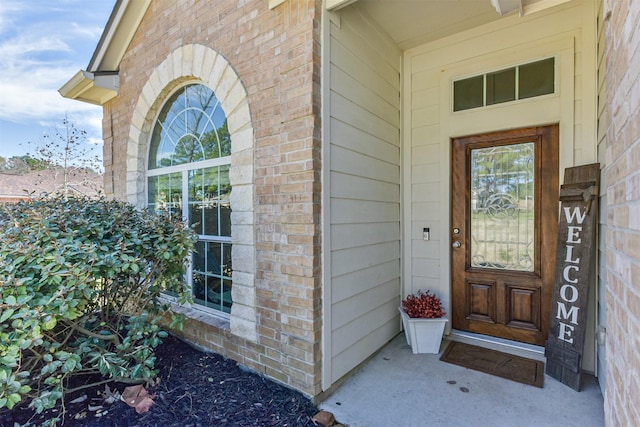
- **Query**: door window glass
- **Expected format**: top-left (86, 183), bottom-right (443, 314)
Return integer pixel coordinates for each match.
top-left (470, 142), bottom-right (535, 271)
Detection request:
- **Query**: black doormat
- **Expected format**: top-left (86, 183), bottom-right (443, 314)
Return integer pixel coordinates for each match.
top-left (440, 341), bottom-right (544, 388)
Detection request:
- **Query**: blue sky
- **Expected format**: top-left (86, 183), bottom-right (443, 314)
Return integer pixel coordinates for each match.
top-left (0, 0), bottom-right (116, 160)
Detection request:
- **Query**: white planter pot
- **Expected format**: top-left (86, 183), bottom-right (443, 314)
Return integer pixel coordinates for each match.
top-left (399, 307), bottom-right (448, 354)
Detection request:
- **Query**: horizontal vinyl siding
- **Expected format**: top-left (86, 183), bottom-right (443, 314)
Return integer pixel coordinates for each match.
top-left (328, 5), bottom-right (401, 384)
top-left (407, 62), bottom-right (443, 299)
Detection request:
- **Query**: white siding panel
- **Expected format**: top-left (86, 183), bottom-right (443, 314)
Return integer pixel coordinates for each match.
top-left (411, 69), bottom-right (440, 91)
top-left (411, 276), bottom-right (444, 293)
top-left (331, 222), bottom-right (400, 251)
top-left (326, 4), bottom-right (401, 389)
top-left (411, 239), bottom-right (442, 259)
top-left (411, 144), bottom-right (441, 165)
top-left (332, 260), bottom-right (400, 303)
top-left (331, 65), bottom-right (399, 125)
top-left (330, 10), bottom-right (400, 89)
top-left (411, 202), bottom-right (441, 220)
top-left (331, 241), bottom-right (400, 277)
top-left (331, 172), bottom-right (399, 203)
top-left (330, 39), bottom-right (399, 106)
top-left (331, 298), bottom-right (399, 355)
top-left (331, 318), bottom-right (398, 381)
top-left (412, 163), bottom-right (441, 183)
top-left (332, 279), bottom-right (400, 329)
top-left (331, 145), bottom-right (399, 183)
top-left (332, 93), bottom-right (399, 144)
top-left (331, 199), bottom-right (400, 224)
top-left (412, 257), bottom-right (440, 278)
top-left (411, 125), bottom-right (441, 147)
top-left (412, 87), bottom-right (439, 109)
top-left (412, 105), bottom-right (440, 127)
top-left (331, 119), bottom-right (399, 162)
top-left (412, 182), bottom-right (441, 202)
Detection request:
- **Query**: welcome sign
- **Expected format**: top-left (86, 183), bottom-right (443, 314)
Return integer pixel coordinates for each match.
top-left (545, 163), bottom-right (600, 391)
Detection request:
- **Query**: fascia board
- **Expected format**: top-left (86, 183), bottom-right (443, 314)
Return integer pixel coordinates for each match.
top-left (326, 0), bottom-right (359, 11)
top-left (88, 0), bottom-right (151, 72)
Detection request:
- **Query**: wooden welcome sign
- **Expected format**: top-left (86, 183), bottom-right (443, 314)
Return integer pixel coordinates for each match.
top-left (545, 163), bottom-right (600, 391)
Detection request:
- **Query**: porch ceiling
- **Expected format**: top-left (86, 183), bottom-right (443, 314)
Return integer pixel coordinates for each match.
top-left (352, 0), bottom-right (571, 51)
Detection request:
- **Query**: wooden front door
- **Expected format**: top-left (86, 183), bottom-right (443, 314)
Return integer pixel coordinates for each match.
top-left (451, 125), bottom-right (559, 345)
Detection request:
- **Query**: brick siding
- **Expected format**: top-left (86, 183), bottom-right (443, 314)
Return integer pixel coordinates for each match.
top-left (103, 0), bottom-right (323, 397)
top-left (603, 0), bottom-right (640, 424)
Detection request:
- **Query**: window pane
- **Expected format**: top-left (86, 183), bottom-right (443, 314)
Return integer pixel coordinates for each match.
top-left (188, 166), bottom-right (231, 237)
top-left (175, 135), bottom-right (205, 164)
top-left (519, 58), bottom-right (555, 99)
top-left (454, 76), bottom-right (484, 111)
top-left (192, 241), bottom-right (232, 313)
top-left (148, 172), bottom-right (182, 219)
top-left (219, 165), bottom-right (231, 236)
top-left (148, 83), bottom-right (233, 314)
top-left (149, 84), bottom-right (229, 169)
top-left (486, 68), bottom-right (515, 105)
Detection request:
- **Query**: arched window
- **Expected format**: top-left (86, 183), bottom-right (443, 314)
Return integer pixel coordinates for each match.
top-left (147, 83), bottom-right (232, 314)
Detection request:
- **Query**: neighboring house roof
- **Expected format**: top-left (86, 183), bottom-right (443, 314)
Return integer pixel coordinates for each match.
top-left (0, 169), bottom-right (103, 201)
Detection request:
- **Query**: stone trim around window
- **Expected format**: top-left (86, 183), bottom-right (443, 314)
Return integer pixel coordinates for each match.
top-left (126, 44), bottom-right (257, 341)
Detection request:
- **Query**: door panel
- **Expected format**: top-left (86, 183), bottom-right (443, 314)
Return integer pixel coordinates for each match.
top-left (451, 125), bottom-right (559, 345)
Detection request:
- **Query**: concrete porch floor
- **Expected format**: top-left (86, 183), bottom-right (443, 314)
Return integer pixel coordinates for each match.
top-left (320, 334), bottom-right (604, 427)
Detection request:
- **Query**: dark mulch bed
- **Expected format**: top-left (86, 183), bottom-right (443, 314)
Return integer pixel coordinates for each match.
top-left (0, 335), bottom-right (320, 426)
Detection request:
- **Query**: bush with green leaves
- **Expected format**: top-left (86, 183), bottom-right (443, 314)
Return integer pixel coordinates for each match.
top-left (0, 196), bottom-right (196, 413)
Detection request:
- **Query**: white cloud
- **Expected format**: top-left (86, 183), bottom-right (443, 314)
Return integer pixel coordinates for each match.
top-left (70, 21), bottom-right (105, 40)
top-left (0, 0), bottom-right (114, 143)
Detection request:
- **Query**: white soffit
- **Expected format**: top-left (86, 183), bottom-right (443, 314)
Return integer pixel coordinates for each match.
top-left (349, 0), bottom-right (574, 51)
top-left (354, 0), bottom-right (499, 51)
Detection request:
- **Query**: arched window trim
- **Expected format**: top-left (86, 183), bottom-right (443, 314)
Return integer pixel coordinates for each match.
top-left (129, 44), bottom-right (257, 341)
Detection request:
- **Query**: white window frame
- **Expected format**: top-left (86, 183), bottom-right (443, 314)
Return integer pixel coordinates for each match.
top-left (128, 44), bottom-right (257, 341)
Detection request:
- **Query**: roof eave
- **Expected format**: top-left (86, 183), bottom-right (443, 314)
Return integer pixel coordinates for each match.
top-left (58, 70), bottom-right (119, 106)
top-left (88, 0), bottom-right (152, 72)
top-left (59, 0), bottom-right (151, 105)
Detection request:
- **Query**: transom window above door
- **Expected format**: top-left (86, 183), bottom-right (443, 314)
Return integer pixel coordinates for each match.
top-left (147, 83), bottom-right (233, 315)
top-left (453, 57), bottom-right (555, 112)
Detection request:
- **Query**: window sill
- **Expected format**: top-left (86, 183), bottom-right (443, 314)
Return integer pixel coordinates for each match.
top-left (167, 300), bottom-right (231, 332)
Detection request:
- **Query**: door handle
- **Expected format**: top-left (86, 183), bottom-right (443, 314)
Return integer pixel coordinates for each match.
top-left (452, 240), bottom-right (461, 248)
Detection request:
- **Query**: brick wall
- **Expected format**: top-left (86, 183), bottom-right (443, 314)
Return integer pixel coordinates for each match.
top-left (103, 0), bottom-right (323, 397)
top-left (603, 0), bottom-right (640, 424)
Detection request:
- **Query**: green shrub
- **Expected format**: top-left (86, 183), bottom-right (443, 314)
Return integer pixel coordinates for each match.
top-left (0, 196), bottom-right (196, 413)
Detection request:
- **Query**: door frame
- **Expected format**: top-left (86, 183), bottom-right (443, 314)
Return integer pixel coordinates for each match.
top-left (406, 37), bottom-right (575, 333)
top-left (450, 125), bottom-right (559, 345)
top-left (401, 15), bottom-right (597, 366)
